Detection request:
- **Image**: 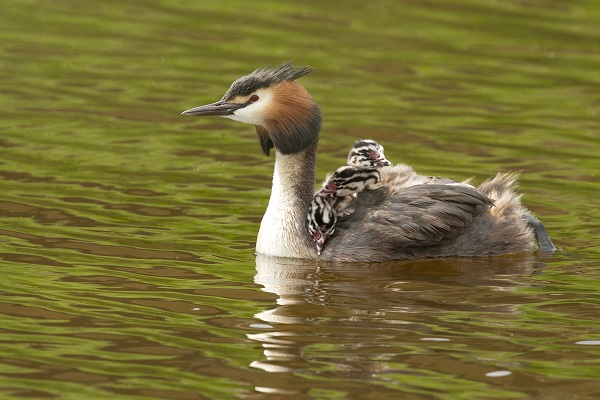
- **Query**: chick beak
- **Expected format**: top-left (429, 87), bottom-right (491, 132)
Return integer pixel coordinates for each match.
top-left (315, 239), bottom-right (325, 256)
top-left (375, 159), bottom-right (391, 167)
top-left (317, 184), bottom-right (337, 198)
top-left (317, 189), bottom-right (333, 198)
top-left (181, 100), bottom-right (247, 117)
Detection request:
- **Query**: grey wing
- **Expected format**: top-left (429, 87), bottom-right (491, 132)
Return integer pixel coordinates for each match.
top-left (331, 184), bottom-right (494, 249)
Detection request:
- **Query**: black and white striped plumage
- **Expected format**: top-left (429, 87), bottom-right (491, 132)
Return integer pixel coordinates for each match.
top-left (308, 141), bottom-right (389, 254)
top-left (347, 139), bottom-right (392, 168)
top-left (318, 166), bottom-right (382, 198)
top-left (307, 196), bottom-right (337, 255)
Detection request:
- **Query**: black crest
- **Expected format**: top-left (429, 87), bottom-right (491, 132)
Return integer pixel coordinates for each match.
top-left (222, 62), bottom-right (315, 101)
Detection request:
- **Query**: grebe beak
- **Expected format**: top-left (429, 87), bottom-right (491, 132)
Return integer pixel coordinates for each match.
top-left (315, 241), bottom-right (323, 255)
top-left (181, 100), bottom-right (247, 117)
top-left (316, 189), bottom-right (335, 198)
top-left (375, 159), bottom-right (392, 167)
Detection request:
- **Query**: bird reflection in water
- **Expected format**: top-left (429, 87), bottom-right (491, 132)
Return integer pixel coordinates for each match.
top-left (246, 254), bottom-right (547, 397)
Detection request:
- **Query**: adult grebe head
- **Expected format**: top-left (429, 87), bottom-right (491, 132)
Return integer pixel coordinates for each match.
top-left (182, 62), bottom-right (322, 156)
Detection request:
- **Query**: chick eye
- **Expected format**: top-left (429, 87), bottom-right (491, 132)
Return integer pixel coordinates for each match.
top-left (249, 94), bottom-right (259, 103)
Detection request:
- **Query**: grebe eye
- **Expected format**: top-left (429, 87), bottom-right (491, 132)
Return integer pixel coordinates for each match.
top-left (249, 95), bottom-right (259, 103)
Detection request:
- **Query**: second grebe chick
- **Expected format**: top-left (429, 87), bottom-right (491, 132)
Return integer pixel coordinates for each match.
top-left (347, 139), bottom-right (392, 167)
top-left (316, 139), bottom-right (390, 199)
top-left (318, 165), bottom-right (382, 198)
top-left (309, 165), bottom-right (383, 254)
top-left (346, 139), bottom-right (473, 188)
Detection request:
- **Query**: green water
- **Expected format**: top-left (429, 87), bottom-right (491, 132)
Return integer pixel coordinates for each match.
top-left (1, 0), bottom-right (599, 398)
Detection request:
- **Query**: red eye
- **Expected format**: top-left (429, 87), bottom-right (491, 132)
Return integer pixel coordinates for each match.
top-left (249, 95), bottom-right (259, 102)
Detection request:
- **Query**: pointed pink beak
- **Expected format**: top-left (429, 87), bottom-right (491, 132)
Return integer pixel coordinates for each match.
top-left (315, 239), bottom-right (325, 255)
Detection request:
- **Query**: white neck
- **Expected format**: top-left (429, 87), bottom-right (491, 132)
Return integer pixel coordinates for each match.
top-left (256, 143), bottom-right (318, 259)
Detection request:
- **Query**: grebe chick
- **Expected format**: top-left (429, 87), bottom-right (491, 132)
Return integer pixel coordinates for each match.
top-left (307, 196), bottom-right (336, 255)
top-left (348, 139), bottom-right (473, 188)
top-left (181, 62), bottom-right (555, 261)
top-left (318, 165), bottom-right (382, 198)
top-left (309, 165), bottom-right (382, 254)
top-left (318, 139), bottom-right (391, 209)
top-left (347, 139), bottom-right (392, 168)
top-left (307, 140), bottom-right (389, 255)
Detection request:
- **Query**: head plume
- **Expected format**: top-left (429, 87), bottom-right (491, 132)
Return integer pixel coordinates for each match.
top-left (222, 62), bottom-right (316, 101)
top-left (230, 62), bottom-right (321, 156)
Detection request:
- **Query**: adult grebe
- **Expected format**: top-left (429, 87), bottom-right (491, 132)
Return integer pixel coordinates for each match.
top-left (182, 62), bottom-right (554, 261)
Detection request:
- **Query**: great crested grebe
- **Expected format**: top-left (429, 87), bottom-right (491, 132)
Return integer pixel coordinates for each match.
top-left (182, 62), bottom-right (555, 261)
